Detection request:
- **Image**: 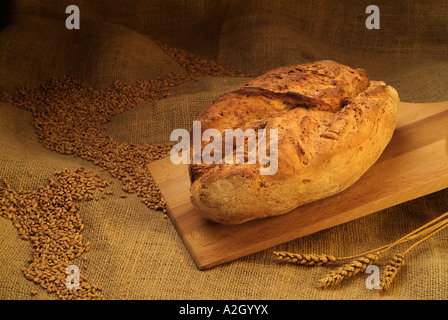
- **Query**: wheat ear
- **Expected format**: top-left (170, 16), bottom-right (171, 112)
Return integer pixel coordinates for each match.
top-left (318, 252), bottom-right (380, 288)
top-left (379, 218), bottom-right (448, 291)
top-left (273, 251), bottom-right (337, 266)
top-left (379, 254), bottom-right (405, 291)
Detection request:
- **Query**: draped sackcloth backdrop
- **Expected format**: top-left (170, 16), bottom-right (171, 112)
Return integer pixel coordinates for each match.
top-left (0, 0), bottom-right (447, 300)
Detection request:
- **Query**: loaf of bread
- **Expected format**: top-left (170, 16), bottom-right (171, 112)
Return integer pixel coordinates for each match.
top-left (188, 60), bottom-right (399, 224)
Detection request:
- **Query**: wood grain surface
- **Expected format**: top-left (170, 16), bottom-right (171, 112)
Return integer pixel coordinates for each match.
top-left (147, 101), bottom-right (448, 270)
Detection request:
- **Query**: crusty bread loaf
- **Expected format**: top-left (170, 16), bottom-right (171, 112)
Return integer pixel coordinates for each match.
top-left (189, 60), bottom-right (399, 224)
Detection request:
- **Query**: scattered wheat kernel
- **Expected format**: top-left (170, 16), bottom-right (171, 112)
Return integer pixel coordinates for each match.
top-left (0, 43), bottom-right (244, 300)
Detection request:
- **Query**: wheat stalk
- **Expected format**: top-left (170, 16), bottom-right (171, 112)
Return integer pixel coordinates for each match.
top-left (340, 212), bottom-right (448, 261)
top-left (274, 212), bottom-right (448, 266)
top-left (379, 218), bottom-right (448, 292)
top-left (273, 212), bottom-right (448, 290)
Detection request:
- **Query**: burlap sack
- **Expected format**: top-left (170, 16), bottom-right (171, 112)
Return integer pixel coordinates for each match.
top-left (1, 0), bottom-right (447, 300)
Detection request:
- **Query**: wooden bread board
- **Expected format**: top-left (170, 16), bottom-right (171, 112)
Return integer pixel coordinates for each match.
top-left (147, 101), bottom-right (448, 270)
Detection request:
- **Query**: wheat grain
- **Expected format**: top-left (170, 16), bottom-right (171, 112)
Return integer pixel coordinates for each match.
top-left (0, 44), bottom-right (245, 299)
top-left (1, 168), bottom-right (107, 300)
top-left (0, 43), bottom-right (243, 216)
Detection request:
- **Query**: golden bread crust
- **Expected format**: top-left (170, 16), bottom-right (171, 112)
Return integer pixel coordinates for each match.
top-left (189, 60), bottom-right (399, 224)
